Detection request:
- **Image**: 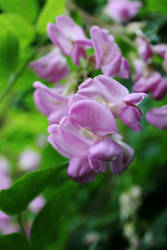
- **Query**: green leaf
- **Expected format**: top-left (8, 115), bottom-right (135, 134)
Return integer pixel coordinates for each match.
top-left (0, 233), bottom-right (31, 250)
top-left (31, 182), bottom-right (77, 250)
top-left (0, 0), bottom-right (39, 23)
top-left (0, 167), bottom-right (66, 215)
top-left (0, 14), bottom-right (35, 49)
top-left (146, 0), bottom-right (167, 15)
top-left (0, 30), bottom-right (19, 74)
top-left (37, 0), bottom-right (66, 34)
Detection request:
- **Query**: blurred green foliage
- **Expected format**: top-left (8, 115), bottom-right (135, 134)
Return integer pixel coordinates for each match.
top-left (0, 0), bottom-right (167, 250)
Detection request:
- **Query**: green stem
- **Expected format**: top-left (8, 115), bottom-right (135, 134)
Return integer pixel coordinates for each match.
top-left (18, 214), bottom-right (26, 235)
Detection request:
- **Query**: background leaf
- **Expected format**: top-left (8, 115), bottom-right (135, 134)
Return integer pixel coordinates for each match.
top-left (0, 0), bottom-right (39, 23)
top-left (0, 30), bottom-right (19, 75)
top-left (0, 233), bottom-right (31, 250)
top-left (146, 0), bottom-right (167, 15)
top-left (31, 182), bottom-right (77, 250)
top-left (0, 166), bottom-right (67, 215)
top-left (0, 14), bottom-right (35, 49)
top-left (37, 0), bottom-right (66, 34)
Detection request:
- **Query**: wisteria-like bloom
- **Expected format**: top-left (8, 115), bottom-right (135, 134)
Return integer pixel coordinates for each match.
top-left (0, 156), bottom-right (11, 190)
top-left (19, 149), bottom-right (41, 171)
top-left (146, 105), bottom-right (167, 129)
top-left (136, 37), bottom-right (153, 62)
top-left (90, 26), bottom-right (130, 78)
top-left (106, 0), bottom-right (142, 23)
top-left (30, 49), bottom-right (69, 83)
top-left (47, 15), bottom-right (92, 65)
top-left (77, 75), bottom-right (146, 132)
top-left (33, 81), bottom-right (69, 124)
top-left (29, 196), bottom-right (45, 213)
top-left (152, 44), bottom-right (167, 71)
top-left (48, 99), bottom-right (134, 182)
top-left (133, 70), bottom-right (167, 100)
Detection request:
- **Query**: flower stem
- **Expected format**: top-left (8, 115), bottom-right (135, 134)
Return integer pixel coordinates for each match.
top-left (18, 214), bottom-right (26, 235)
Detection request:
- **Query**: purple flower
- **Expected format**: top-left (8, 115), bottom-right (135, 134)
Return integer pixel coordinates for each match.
top-left (152, 78), bottom-right (167, 100)
top-left (146, 105), bottom-right (167, 129)
top-left (48, 98), bottom-right (134, 182)
top-left (152, 44), bottom-right (167, 71)
top-left (30, 49), bottom-right (69, 83)
top-left (106, 0), bottom-right (142, 23)
top-left (152, 44), bottom-right (167, 57)
top-left (19, 149), bottom-right (41, 171)
top-left (33, 81), bottom-right (69, 124)
top-left (90, 26), bottom-right (130, 78)
top-left (29, 196), bottom-right (45, 213)
top-left (136, 37), bottom-right (153, 62)
top-left (110, 138), bottom-right (134, 174)
top-left (77, 75), bottom-right (146, 132)
top-left (133, 70), bottom-right (167, 100)
top-left (47, 15), bottom-right (92, 65)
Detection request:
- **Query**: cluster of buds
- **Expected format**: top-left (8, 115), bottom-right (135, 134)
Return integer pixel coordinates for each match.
top-left (32, 15), bottom-right (148, 183)
top-left (132, 36), bottom-right (167, 129)
top-left (105, 0), bottom-right (142, 23)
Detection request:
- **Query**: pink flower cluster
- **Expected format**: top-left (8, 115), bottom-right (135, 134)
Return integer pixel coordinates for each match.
top-left (31, 15), bottom-right (130, 81)
top-left (31, 15), bottom-right (148, 182)
top-left (105, 0), bottom-right (142, 23)
top-left (133, 36), bottom-right (167, 129)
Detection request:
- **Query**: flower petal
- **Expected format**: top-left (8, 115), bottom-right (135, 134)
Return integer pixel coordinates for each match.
top-left (124, 92), bottom-right (147, 105)
top-left (118, 105), bottom-right (142, 132)
top-left (67, 157), bottom-right (97, 183)
top-left (146, 105), bottom-right (167, 129)
top-left (69, 98), bottom-right (118, 135)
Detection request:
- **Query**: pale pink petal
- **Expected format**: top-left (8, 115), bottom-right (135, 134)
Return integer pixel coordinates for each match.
top-left (118, 105), bottom-right (142, 132)
top-left (146, 105), bottom-right (167, 129)
top-left (124, 92), bottom-right (147, 105)
top-left (69, 99), bottom-right (118, 135)
top-left (67, 157), bottom-right (97, 183)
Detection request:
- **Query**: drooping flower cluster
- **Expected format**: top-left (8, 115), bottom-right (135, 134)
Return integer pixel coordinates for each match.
top-left (132, 36), bottom-right (167, 129)
top-left (105, 0), bottom-right (142, 23)
top-left (31, 15), bottom-right (148, 183)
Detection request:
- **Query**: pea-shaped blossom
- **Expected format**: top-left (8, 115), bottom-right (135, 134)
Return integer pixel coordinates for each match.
top-left (77, 75), bottom-right (146, 132)
top-left (33, 81), bottom-right (69, 124)
top-left (30, 49), bottom-right (69, 83)
top-left (48, 100), bottom-right (134, 182)
top-left (146, 105), bottom-right (167, 130)
top-left (133, 69), bottom-right (167, 100)
top-left (152, 44), bottom-right (167, 71)
top-left (105, 0), bottom-right (142, 23)
top-left (136, 37), bottom-right (153, 62)
top-left (90, 26), bottom-right (130, 79)
top-left (47, 15), bottom-right (92, 66)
